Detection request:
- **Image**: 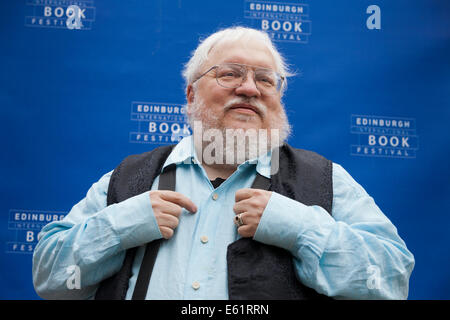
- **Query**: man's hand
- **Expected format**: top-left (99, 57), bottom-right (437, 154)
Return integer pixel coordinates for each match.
top-left (150, 190), bottom-right (197, 239)
top-left (233, 188), bottom-right (272, 238)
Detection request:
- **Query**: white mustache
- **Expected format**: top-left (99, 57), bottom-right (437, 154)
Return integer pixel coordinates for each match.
top-left (223, 98), bottom-right (267, 118)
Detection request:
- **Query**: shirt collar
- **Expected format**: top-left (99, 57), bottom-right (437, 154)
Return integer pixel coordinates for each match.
top-left (162, 135), bottom-right (272, 179)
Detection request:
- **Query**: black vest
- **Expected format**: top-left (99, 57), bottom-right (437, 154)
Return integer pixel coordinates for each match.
top-left (95, 144), bottom-right (333, 300)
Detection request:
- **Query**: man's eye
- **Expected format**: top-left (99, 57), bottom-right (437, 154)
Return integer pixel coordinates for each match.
top-left (218, 70), bottom-right (240, 78)
top-left (257, 76), bottom-right (275, 85)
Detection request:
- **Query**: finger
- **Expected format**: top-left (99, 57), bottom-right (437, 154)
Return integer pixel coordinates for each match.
top-left (234, 212), bottom-right (260, 226)
top-left (151, 196), bottom-right (183, 218)
top-left (156, 213), bottom-right (179, 230)
top-left (237, 225), bottom-right (255, 238)
top-left (233, 212), bottom-right (246, 227)
top-left (233, 201), bottom-right (247, 214)
top-left (233, 197), bottom-right (260, 214)
top-left (159, 226), bottom-right (174, 239)
top-left (160, 200), bottom-right (185, 217)
top-left (235, 188), bottom-right (256, 203)
top-left (160, 191), bottom-right (197, 213)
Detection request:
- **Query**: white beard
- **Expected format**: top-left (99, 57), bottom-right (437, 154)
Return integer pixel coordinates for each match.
top-left (187, 95), bottom-right (291, 168)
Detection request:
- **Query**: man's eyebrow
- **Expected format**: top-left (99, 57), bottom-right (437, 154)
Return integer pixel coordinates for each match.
top-left (221, 60), bottom-right (274, 69)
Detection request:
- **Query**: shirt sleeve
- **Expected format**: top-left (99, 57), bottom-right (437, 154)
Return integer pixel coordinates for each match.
top-left (253, 163), bottom-right (415, 299)
top-left (32, 171), bottom-right (163, 300)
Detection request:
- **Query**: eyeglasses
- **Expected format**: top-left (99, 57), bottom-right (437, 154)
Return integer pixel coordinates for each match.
top-left (192, 63), bottom-right (285, 95)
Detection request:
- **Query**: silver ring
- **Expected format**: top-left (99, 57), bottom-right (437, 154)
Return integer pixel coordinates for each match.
top-left (235, 213), bottom-right (244, 227)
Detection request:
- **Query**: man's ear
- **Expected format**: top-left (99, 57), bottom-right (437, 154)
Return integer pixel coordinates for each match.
top-left (186, 84), bottom-right (195, 105)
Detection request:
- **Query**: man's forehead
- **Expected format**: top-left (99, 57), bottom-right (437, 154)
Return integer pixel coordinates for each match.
top-left (207, 39), bottom-right (277, 69)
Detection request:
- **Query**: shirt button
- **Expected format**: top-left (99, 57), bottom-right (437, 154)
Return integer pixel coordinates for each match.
top-left (200, 235), bottom-right (209, 244)
top-left (212, 193), bottom-right (219, 200)
top-left (192, 281), bottom-right (200, 290)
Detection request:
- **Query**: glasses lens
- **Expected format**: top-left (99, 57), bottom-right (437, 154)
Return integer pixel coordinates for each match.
top-left (255, 69), bottom-right (280, 95)
top-left (216, 64), bottom-right (244, 88)
top-left (216, 64), bottom-right (282, 95)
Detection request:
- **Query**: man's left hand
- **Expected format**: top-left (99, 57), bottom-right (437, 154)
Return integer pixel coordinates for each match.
top-left (233, 188), bottom-right (272, 238)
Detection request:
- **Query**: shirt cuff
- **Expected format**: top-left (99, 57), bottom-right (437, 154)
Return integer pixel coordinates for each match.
top-left (254, 192), bottom-right (335, 256)
top-left (101, 191), bottom-right (163, 250)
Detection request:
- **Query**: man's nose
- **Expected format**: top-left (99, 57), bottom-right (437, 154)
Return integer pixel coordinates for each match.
top-left (234, 73), bottom-right (261, 98)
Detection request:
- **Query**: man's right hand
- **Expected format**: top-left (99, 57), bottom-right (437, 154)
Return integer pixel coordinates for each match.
top-left (150, 190), bottom-right (197, 239)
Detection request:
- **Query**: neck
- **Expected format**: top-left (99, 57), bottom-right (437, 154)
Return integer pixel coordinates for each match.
top-left (202, 163), bottom-right (237, 181)
top-left (193, 142), bottom-right (238, 180)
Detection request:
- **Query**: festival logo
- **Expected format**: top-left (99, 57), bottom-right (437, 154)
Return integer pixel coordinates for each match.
top-left (244, 0), bottom-right (311, 43)
top-left (6, 209), bottom-right (66, 254)
top-left (350, 115), bottom-right (419, 159)
top-left (25, 0), bottom-right (96, 30)
top-left (130, 102), bottom-right (191, 145)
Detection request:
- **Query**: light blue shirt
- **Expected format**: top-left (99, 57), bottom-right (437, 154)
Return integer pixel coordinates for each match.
top-left (32, 135), bottom-right (414, 300)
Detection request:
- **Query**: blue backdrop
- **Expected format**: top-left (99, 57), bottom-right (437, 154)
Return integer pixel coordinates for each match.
top-left (1, 0), bottom-right (449, 299)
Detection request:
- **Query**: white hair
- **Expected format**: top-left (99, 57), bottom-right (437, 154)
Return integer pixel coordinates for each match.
top-left (182, 26), bottom-right (294, 95)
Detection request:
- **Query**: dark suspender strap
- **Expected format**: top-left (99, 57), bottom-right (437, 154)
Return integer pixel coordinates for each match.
top-left (131, 164), bottom-right (176, 300)
top-left (132, 167), bottom-right (268, 300)
top-left (251, 172), bottom-right (271, 191)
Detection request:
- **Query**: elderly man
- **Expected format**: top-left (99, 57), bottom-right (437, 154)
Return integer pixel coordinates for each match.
top-left (32, 27), bottom-right (414, 300)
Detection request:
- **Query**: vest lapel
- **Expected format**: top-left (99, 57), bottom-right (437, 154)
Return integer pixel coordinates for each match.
top-left (226, 145), bottom-right (332, 300)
